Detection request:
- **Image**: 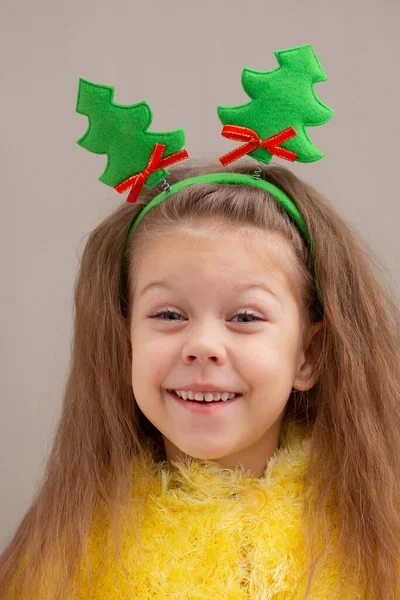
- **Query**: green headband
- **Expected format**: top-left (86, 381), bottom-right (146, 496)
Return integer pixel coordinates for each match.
top-left (76, 43), bottom-right (333, 318)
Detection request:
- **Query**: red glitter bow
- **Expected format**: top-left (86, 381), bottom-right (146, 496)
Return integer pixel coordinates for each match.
top-left (114, 143), bottom-right (189, 203)
top-left (219, 125), bottom-right (298, 166)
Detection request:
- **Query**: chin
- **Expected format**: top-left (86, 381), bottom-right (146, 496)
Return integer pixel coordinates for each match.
top-left (164, 435), bottom-right (234, 463)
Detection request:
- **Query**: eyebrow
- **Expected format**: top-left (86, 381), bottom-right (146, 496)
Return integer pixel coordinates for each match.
top-left (138, 280), bottom-right (282, 305)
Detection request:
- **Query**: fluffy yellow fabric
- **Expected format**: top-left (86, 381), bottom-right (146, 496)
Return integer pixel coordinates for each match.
top-left (74, 422), bottom-right (364, 599)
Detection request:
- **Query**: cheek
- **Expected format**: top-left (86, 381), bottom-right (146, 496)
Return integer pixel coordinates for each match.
top-left (131, 334), bottom-right (172, 389)
top-left (238, 335), bottom-right (298, 383)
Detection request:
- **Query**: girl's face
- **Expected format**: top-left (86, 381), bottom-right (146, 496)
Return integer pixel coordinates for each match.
top-left (130, 223), bottom-right (320, 477)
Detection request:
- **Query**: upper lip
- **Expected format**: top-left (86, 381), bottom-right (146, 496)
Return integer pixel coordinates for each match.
top-left (167, 384), bottom-right (241, 393)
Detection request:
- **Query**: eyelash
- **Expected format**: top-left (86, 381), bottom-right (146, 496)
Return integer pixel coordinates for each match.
top-left (151, 309), bottom-right (264, 323)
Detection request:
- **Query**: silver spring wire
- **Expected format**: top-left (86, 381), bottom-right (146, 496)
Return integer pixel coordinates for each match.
top-left (252, 161), bottom-right (263, 180)
top-left (161, 179), bottom-right (172, 193)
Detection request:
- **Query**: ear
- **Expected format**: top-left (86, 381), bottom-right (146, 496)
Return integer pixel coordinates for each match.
top-left (292, 321), bottom-right (323, 392)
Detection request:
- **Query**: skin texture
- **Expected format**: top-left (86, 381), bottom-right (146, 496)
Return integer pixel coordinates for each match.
top-left (130, 224), bottom-right (321, 477)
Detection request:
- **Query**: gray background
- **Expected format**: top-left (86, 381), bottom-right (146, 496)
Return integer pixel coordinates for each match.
top-left (1, 0), bottom-right (399, 549)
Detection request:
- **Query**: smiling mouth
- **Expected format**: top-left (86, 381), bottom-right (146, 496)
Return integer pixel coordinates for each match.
top-left (167, 389), bottom-right (242, 405)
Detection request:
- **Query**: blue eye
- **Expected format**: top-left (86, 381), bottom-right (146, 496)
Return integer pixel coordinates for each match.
top-left (151, 309), bottom-right (263, 323)
top-left (153, 309), bottom-right (183, 321)
top-left (232, 311), bottom-right (262, 323)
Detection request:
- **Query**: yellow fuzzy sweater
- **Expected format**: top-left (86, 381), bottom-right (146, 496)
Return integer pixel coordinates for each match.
top-left (67, 421), bottom-right (367, 599)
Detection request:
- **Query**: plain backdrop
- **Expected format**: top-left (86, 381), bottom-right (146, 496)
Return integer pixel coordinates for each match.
top-left (1, 0), bottom-right (399, 550)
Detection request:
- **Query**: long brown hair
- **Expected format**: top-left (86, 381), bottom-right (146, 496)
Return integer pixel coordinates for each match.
top-left (1, 159), bottom-right (399, 600)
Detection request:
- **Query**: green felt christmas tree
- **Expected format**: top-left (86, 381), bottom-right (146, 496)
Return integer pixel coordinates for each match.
top-left (76, 78), bottom-right (189, 202)
top-left (218, 44), bottom-right (334, 165)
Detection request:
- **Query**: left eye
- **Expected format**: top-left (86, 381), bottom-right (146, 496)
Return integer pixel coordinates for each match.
top-left (151, 309), bottom-right (263, 323)
top-left (232, 311), bottom-right (263, 323)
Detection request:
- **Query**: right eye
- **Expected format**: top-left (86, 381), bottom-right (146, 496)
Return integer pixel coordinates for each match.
top-left (151, 309), bottom-right (184, 321)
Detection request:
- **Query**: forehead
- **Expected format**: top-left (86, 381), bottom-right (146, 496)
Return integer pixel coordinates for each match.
top-left (132, 224), bottom-right (298, 298)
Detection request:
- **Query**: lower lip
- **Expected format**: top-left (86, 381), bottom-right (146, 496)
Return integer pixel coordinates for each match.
top-left (167, 390), bottom-right (242, 413)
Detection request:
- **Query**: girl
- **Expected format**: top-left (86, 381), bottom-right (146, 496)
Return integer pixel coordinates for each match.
top-left (1, 159), bottom-right (399, 599)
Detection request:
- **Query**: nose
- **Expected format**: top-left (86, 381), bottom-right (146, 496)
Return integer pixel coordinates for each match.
top-left (181, 320), bottom-right (227, 365)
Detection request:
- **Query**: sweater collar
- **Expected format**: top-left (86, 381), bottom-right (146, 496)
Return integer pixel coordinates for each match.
top-left (132, 421), bottom-right (312, 501)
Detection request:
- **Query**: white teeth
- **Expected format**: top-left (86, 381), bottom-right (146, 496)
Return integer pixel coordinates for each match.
top-left (205, 392), bottom-right (219, 402)
top-left (173, 390), bottom-right (238, 402)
